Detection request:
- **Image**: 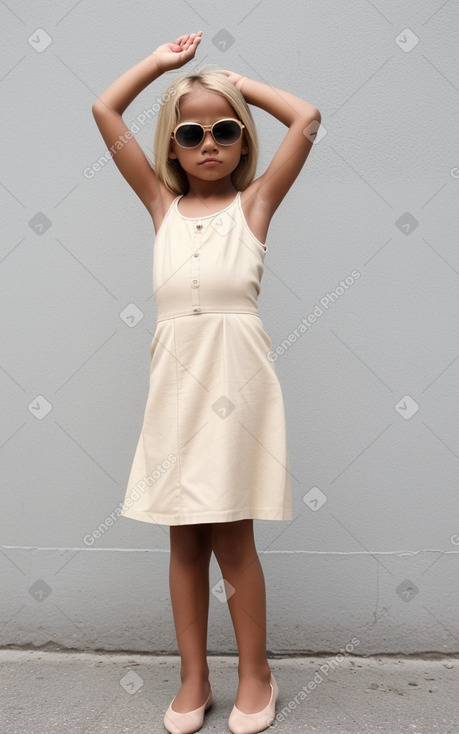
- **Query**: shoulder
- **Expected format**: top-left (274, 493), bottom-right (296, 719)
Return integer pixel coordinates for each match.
top-left (239, 180), bottom-right (274, 247)
top-left (149, 182), bottom-right (180, 233)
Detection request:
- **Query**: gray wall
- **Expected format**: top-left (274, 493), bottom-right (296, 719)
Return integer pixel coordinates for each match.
top-left (2, 1), bottom-right (459, 654)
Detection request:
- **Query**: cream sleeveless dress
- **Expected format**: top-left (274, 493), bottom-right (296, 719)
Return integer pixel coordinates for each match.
top-left (121, 191), bottom-right (293, 525)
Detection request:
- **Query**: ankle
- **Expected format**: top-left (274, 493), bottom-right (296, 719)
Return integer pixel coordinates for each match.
top-left (237, 663), bottom-right (271, 680)
top-left (180, 668), bottom-right (210, 683)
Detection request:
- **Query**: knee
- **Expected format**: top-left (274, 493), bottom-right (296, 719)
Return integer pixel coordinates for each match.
top-left (170, 525), bottom-right (212, 563)
top-left (211, 522), bottom-right (256, 566)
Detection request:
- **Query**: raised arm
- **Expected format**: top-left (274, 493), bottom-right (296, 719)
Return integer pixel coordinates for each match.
top-left (222, 71), bottom-right (321, 217)
top-left (91, 33), bottom-right (202, 215)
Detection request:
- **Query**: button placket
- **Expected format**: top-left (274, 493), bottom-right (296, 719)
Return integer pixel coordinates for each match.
top-left (190, 221), bottom-right (203, 313)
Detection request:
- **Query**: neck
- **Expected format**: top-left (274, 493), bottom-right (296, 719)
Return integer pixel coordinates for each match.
top-left (184, 176), bottom-right (237, 200)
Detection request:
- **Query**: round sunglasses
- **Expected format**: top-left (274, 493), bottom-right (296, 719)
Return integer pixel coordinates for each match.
top-left (171, 118), bottom-right (245, 148)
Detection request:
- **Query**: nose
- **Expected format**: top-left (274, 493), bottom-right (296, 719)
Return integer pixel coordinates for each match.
top-left (201, 130), bottom-right (217, 148)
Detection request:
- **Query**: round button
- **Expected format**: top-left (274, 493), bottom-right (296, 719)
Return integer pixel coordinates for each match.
top-left (194, 252), bottom-right (199, 257)
top-left (192, 306), bottom-right (200, 312)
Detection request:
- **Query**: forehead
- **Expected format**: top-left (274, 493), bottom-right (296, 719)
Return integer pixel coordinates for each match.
top-left (178, 87), bottom-right (235, 122)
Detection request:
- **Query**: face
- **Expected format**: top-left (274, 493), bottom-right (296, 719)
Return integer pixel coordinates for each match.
top-left (168, 87), bottom-right (248, 182)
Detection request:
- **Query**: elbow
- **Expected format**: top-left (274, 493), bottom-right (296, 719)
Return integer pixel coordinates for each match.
top-left (309, 107), bottom-right (321, 124)
top-left (296, 105), bottom-right (321, 126)
top-left (92, 98), bottom-right (109, 117)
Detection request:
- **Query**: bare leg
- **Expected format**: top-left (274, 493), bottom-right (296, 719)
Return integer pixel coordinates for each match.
top-left (168, 522), bottom-right (212, 712)
top-left (211, 519), bottom-right (272, 713)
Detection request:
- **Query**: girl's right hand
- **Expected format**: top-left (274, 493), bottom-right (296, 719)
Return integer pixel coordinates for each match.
top-left (152, 32), bottom-right (202, 73)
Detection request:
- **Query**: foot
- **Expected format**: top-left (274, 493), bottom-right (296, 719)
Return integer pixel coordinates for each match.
top-left (234, 669), bottom-right (272, 714)
top-left (164, 678), bottom-right (213, 734)
top-left (228, 673), bottom-right (278, 734)
top-left (171, 677), bottom-right (212, 713)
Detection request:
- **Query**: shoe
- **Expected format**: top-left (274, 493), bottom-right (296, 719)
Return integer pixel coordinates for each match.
top-left (163, 684), bottom-right (213, 734)
top-left (228, 673), bottom-right (278, 734)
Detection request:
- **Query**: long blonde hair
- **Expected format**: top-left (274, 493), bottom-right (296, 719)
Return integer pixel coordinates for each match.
top-left (154, 70), bottom-right (259, 195)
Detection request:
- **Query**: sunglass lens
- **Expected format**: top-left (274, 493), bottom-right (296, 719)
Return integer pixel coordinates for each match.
top-left (214, 120), bottom-right (241, 145)
top-left (175, 124), bottom-right (203, 147)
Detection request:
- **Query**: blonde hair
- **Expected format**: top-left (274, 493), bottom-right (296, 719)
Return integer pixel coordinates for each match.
top-left (153, 70), bottom-right (259, 195)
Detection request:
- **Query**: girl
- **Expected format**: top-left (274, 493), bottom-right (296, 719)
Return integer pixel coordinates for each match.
top-left (92, 31), bottom-right (320, 734)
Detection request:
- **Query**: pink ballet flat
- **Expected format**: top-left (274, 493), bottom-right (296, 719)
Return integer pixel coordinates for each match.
top-left (228, 673), bottom-right (278, 734)
top-left (163, 684), bottom-right (213, 734)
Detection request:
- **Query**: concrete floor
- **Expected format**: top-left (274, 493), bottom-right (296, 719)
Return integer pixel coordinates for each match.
top-left (0, 648), bottom-right (458, 733)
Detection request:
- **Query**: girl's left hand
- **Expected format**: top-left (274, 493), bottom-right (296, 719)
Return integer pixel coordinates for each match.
top-left (220, 70), bottom-right (247, 91)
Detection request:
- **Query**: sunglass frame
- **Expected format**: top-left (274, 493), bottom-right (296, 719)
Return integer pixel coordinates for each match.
top-left (171, 118), bottom-right (245, 148)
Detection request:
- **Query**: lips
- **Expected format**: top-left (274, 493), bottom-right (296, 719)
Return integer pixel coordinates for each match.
top-left (199, 158), bottom-right (220, 164)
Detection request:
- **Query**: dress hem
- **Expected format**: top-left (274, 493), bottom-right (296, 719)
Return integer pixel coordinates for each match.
top-left (120, 506), bottom-right (293, 526)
